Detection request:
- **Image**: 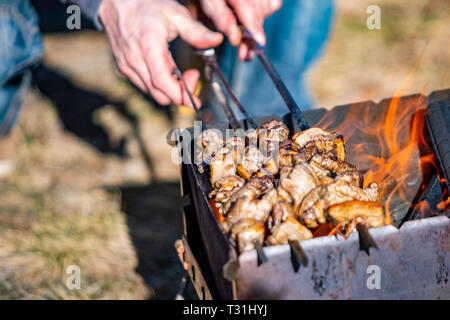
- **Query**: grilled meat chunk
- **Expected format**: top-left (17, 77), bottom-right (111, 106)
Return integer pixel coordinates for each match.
top-left (278, 162), bottom-right (319, 211)
top-left (222, 188), bottom-right (278, 233)
top-left (195, 129), bottom-right (224, 165)
top-left (220, 175), bottom-right (274, 215)
top-left (258, 120), bottom-right (289, 143)
top-left (268, 201), bottom-right (295, 231)
top-left (309, 153), bottom-right (356, 175)
top-left (230, 218), bottom-right (265, 253)
top-left (292, 127), bottom-right (346, 161)
top-left (209, 175), bottom-right (245, 215)
top-left (267, 217), bottom-right (313, 245)
top-left (277, 140), bottom-right (302, 168)
top-left (236, 145), bottom-right (265, 180)
top-left (298, 179), bottom-right (380, 228)
top-left (335, 170), bottom-right (363, 187)
top-left (327, 200), bottom-right (385, 237)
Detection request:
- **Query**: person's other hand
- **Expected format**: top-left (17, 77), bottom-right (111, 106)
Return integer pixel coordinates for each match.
top-left (199, 0), bottom-right (282, 60)
top-left (99, 0), bottom-right (223, 107)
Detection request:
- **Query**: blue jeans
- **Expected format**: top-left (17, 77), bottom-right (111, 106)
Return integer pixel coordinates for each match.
top-left (0, 0), bottom-right (43, 137)
top-left (212, 0), bottom-right (335, 119)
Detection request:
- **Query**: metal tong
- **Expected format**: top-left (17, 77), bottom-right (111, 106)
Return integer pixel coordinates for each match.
top-left (241, 29), bottom-right (310, 131)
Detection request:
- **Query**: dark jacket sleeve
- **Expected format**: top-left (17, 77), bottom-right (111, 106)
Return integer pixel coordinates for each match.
top-left (61, 0), bottom-right (103, 30)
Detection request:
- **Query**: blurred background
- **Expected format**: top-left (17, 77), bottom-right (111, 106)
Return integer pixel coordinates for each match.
top-left (0, 0), bottom-right (448, 299)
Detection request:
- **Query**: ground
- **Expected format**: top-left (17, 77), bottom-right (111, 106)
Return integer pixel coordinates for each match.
top-left (0, 0), bottom-right (448, 299)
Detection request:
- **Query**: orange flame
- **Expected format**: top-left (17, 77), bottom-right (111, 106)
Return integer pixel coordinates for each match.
top-left (317, 75), bottom-right (445, 223)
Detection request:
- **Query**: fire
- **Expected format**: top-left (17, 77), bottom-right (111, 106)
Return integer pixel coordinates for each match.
top-left (317, 79), bottom-right (446, 224)
top-left (437, 197), bottom-right (450, 211)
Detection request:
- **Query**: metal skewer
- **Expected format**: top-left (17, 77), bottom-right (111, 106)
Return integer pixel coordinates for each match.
top-left (288, 239), bottom-right (309, 272)
top-left (356, 223), bottom-right (379, 255)
top-left (204, 64), bottom-right (241, 130)
top-left (254, 240), bottom-right (268, 266)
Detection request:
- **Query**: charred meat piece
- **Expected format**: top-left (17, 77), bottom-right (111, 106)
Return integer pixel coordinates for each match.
top-left (209, 175), bottom-right (245, 215)
top-left (222, 188), bottom-right (278, 233)
top-left (292, 127), bottom-right (346, 161)
top-left (277, 140), bottom-right (302, 168)
top-left (209, 137), bottom-right (245, 187)
top-left (298, 179), bottom-right (380, 228)
top-left (309, 161), bottom-right (332, 180)
top-left (327, 200), bottom-right (385, 237)
top-left (278, 162), bottom-right (319, 211)
top-left (221, 175), bottom-right (274, 215)
top-left (248, 120), bottom-right (290, 156)
top-left (309, 153), bottom-right (356, 175)
top-left (236, 145), bottom-right (265, 180)
top-left (230, 218), bottom-right (265, 253)
top-left (195, 129), bottom-right (224, 165)
top-left (267, 201), bottom-right (295, 231)
top-left (257, 120), bottom-right (289, 143)
top-left (267, 217), bottom-right (313, 245)
top-left (334, 170), bottom-right (363, 187)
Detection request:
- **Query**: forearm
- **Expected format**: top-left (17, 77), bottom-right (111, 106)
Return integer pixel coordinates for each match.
top-left (60, 0), bottom-right (103, 29)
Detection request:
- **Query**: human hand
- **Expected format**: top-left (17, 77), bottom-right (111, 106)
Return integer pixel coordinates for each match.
top-left (99, 0), bottom-right (223, 107)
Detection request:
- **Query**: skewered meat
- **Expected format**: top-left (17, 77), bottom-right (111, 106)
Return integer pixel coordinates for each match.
top-left (309, 162), bottom-right (332, 180)
top-left (222, 188), bottom-right (277, 233)
top-left (220, 175), bottom-right (274, 215)
top-left (309, 153), bottom-right (356, 175)
top-left (267, 217), bottom-right (313, 245)
top-left (298, 179), bottom-right (380, 228)
top-left (247, 120), bottom-right (289, 156)
top-left (267, 201), bottom-right (295, 230)
top-left (335, 170), bottom-right (363, 187)
top-left (292, 127), bottom-right (345, 161)
top-left (257, 120), bottom-right (289, 143)
top-left (327, 200), bottom-right (385, 237)
top-left (230, 218), bottom-right (265, 253)
top-left (209, 175), bottom-right (245, 215)
top-left (198, 120), bottom-right (385, 255)
top-left (237, 145), bottom-right (265, 180)
top-left (278, 162), bottom-right (319, 211)
top-left (277, 140), bottom-right (303, 168)
top-left (210, 137), bottom-right (245, 187)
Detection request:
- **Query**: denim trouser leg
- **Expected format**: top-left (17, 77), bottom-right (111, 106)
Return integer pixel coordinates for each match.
top-left (210, 0), bottom-right (334, 120)
top-left (0, 0), bottom-right (43, 137)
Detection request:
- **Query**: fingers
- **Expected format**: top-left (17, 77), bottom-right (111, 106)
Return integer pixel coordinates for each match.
top-left (228, 0), bottom-right (265, 45)
top-left (200, 0), bottom-right (241, 46)
top-left (227, 0), bottom-right (283, 46)
top-left (238, 42), bottom-right (255, 61)
top-left (115, 50), bottom-right (172, 105)
top-left (171, 8), bottom-right (223, 49)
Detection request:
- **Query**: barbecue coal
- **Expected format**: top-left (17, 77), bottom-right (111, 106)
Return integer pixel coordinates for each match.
top-left (202, 120), bottom-right (386, 253)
